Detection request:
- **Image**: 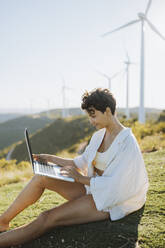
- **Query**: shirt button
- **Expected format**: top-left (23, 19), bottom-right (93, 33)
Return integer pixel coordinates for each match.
top-left (92, 160), bottom-right (96, 166)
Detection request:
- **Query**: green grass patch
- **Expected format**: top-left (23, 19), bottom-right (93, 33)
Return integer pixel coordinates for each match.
top-left (138, 150), bottom-right (165, 248)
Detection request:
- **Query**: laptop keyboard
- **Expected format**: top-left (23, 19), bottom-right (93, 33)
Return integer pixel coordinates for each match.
top-left (38, 163), bottom-right (57, 175)
top-left (33, 161), bottom-right (74, 182)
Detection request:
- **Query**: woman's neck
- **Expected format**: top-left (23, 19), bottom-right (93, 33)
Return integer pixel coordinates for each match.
top-left (105, 116), bottom-right (125, 136)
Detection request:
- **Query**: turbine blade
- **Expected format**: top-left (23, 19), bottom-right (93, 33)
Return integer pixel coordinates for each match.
top-left (96, 70), bottom-right (110, 79)
top-left (101, 19), bottom-right (140, 37)
top-left (145, 0), bottom-right (152, 16)
top-left (146, 18), bottom-right (165, 40)
top-left (111, 69), bottom-right (124, 79)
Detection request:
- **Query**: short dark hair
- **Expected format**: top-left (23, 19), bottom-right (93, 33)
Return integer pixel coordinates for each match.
top-left (81, 88), bottom-right (116, 115)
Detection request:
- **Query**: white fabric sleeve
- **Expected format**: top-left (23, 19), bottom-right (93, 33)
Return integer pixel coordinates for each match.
top-left (90, 139), bottom-right (147, 211)
top-left (73, 131), bottom-right (97, 171)
top-left (73, 144), bottom-right (90, 171)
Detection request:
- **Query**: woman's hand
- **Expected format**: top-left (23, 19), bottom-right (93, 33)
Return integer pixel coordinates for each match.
top-left (32, 154), bottom-right (48, 164)
top-left (60, 165), bottom-right (83, 183)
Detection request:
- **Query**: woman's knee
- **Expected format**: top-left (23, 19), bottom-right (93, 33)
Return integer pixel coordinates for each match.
top-left (32, 175), bottom-right (46, 187)
top-left (38, 209), bottom-right (58, 230)
top-left (33, 174), bottom-right (56, 189)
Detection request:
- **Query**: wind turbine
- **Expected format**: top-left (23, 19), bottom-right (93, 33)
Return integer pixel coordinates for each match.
top-left (28, 98), bottom-right (34, 114)
top-left (45, 99), bottom-right (51, 118)
top-left (101, 0), bottom-right (165, 123)
top-left (124, 51), bottom-right (137, 119)
top-left (61, 77), bottom-right (72, 118)
top-left (96, 69), bottom-right (123, 91)
top-left (62, 78), bottom-right (67, 118)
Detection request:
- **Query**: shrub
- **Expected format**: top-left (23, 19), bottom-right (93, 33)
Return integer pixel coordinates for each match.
top-left (0, 159), bottom-right (17, 170)
top-left (153, 122), bottom-right (165, 133)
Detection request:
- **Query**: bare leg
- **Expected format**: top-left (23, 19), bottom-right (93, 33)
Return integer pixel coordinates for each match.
top-left (0, 175), bottom-right (86, 231)
top-left (0, 194), bottom-right (110, 247)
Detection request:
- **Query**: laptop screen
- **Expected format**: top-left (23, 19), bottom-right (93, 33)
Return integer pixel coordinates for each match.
top-left (24, 128), bottom-right (34, 169)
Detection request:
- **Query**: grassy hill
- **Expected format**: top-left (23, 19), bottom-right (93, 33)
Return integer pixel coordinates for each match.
top-left (11, 116), bottom-right (95, 163)
top-left (0, 108), bottom-right (85, 153)
top-left (10, 115), bottom-right (165, 164)
top-left (0, 106), bottom-right (162, 153)
top-left (0, 115), bottom-right (53, 151)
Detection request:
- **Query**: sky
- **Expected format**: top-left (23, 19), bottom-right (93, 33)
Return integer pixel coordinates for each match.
top-left (0, 0), bottom-right (165, 113)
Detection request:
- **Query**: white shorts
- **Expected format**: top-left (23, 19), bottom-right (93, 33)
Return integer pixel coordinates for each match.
top-left (84, 176), bottom-right (111, 219)
top-left (84, 184), bottom-right (91, 195)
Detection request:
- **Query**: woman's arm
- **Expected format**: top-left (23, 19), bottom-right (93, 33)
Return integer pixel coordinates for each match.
top-left (33, 154), bottom-right (91, 185)
top-left (60, 165), bottom-right (91, 186)
top-left (33, 154), bottom-right (76, 167)
top-left (77, 175), bottom-right (91, 186)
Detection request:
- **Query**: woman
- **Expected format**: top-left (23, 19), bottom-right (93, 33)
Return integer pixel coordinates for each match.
top-left (0, 88), bottom-right (149, 247)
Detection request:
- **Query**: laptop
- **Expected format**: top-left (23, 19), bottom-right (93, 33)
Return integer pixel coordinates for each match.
top-left (24, 128), bottom-right (74, 182)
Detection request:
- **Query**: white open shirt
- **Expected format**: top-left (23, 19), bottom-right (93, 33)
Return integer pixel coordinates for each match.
top-left (73, 128), bottom-right (149, 221)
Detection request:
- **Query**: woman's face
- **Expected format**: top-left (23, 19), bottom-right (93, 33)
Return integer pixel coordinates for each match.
top-left (86, 108), bottom-right (109, 129)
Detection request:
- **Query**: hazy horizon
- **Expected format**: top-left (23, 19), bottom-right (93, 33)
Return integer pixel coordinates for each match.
top-left (0, 106), bottom-right (163, 115)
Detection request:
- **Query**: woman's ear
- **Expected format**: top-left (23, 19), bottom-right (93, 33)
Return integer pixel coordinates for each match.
top-left (105, 107), bottom-right (112, 116)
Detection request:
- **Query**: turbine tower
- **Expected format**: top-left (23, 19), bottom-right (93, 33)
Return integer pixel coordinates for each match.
top-left (101, 0), bottom-right (165, 123)
top-left (62, 78), bottom-right (67, 118)
top-left (61, 77), bottom-right (72, 118)
top-left (124, 51), bottom-right (136, 119)
top-left (45, 99), bottom-right (51, 118)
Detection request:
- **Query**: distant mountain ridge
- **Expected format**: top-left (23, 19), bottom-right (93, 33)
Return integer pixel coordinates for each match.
top-left (0, 108), bottom-right (85, 152)
top-left (11, 116), bottom-right (94, 163)
top-left (42, 107), bottom-right (162, 120)
top-left (0, 113), bottom-right (23, 123)
top-left (0, 106), bottom-right (162, 153)
top-left (0, 115), bottom-right (53, 151)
